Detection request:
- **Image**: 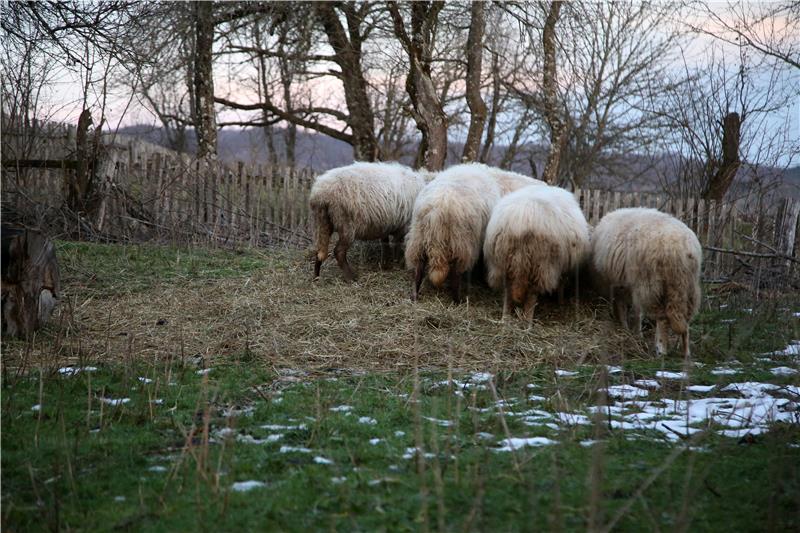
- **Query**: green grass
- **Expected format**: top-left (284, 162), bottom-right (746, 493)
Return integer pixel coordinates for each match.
top-left (2, 363), bottom-right (799, 531)
top-left (2, 240), bottom-right (800, 531)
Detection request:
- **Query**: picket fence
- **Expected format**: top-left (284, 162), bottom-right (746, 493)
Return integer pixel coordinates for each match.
top-left (2, 125), bottom-right (799, 291)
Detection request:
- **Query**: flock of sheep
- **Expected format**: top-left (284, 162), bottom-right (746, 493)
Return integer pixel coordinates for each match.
top-left (309, 162), bottom-right (702, 357)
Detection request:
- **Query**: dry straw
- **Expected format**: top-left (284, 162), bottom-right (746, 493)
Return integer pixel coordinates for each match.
top-left (3, 245), bottom-right (650, 373)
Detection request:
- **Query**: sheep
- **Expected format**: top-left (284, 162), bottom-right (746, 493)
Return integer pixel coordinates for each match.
top-left (405, 163), bottom-right (502, 302)
top-left (310, 162), bottom-right (429, 281)
top-left (590, 208), bottom-right (702, 357)
top-left (485, 166), bottom-right (547, 195)
top-left (483, 185), bottom-right (590, 322)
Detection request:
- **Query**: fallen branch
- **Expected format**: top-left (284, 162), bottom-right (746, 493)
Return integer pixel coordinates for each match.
top-left (703, 245), bottom-right (799, 264)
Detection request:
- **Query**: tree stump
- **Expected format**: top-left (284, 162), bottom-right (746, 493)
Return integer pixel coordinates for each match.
top-left (1, 225), bottom-right (61, 338)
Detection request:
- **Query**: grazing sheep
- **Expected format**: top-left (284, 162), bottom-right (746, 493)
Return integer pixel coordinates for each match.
top-left (405, 163), bottom-right (502, 302)
top-left (483, 186), bottom-right (590, 322)
top-left (590, 208), bottom-right (702, 356)
top-left (310, 162), bottom-right (428, 281)
top-left (485, 166), bottom-right (547, 195)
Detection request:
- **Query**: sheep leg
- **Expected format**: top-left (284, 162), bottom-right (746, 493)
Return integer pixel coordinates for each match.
top-left (391, 232), bottom-right (404, 265)
top-left (313, 257), bottom-right (323, 279)
top-left (411, 257), bottom-right (426, 302)
top-left (449, 268), bottom-right (462, 304)
top-left (502, 283), bottom-right (514, 321)
top-left (612, 288), bottom-right (629, 330)
top-left (632, 304), bottom-right (643, 337)
top-left (380, 237), bottom-right (392, 270)
top-left (655, 319), bottom-right (670, 356)
top-left (334, 233), bottom-right (357, 282)
top-left (522, 292), bottom-right (538, 326)
top-left (681, 330), bottom-right (691, 358)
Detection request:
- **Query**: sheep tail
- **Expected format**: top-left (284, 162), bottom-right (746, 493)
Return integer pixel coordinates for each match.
top-left (428, 255), bottom-right (450, 287)
top-left (313, 202), bottom-right (333, 263)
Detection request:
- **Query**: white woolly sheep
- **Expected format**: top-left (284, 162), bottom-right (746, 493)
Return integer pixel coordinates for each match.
top-left (310, 162), bottom-right (428, 281)
top-left (405, 163), bottom-right (502, 302)
top-left (590, 208), bottom-right (702, 356)
top-left (485, 166), bottom-right (547, 195)
top-left (483, 185), bottom-right (590, 322)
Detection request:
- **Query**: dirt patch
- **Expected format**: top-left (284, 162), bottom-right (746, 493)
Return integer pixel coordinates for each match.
top-left (2, 246), bottom-right (651, 373)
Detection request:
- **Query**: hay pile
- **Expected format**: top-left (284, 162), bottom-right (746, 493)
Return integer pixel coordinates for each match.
top-left (3, 245), bottom-right (648, 373)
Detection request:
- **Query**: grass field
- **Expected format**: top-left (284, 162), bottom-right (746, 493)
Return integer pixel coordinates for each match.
top-left (2, 241), bottom-right (799, 531)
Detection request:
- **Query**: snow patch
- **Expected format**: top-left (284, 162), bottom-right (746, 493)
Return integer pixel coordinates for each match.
top-left (771, 366), bottom-right (798, 376)
top-left (655, 371), bottom-right (688, 380)
top-left (602, 385), bottom-right (649, 400)
top-left (358, 416), bottom-right (378, 425)
top-left (555, 369), bottom-right (578, 377)
top-left (495, 437), bottom-right (557, 451)
top-left (231, 480), bottom-right (266, 492)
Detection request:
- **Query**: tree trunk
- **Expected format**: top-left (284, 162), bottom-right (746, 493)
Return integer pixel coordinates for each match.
top-left (315, 3), bottom-right (379, 161)
top-left (540, 1), bottom-right (565, 185)
top-left (388, 1), bottom-right (448, 171)
top-left (193, 1), bottom-right (217, 161)
top-left (703, 112), bottom-right (741, 202)
top-left (480, 51), bottom-right (501, 164)
top-left (1, 226), bottom-right (60, 338)
top-left (69, 108), bottom-right (93, 211)
top-left (461, 1), bottom-right (487, 162)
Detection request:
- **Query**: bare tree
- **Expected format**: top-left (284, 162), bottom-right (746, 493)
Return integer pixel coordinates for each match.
top-left (691, 1), bottom-right (800, 70)
top-left (192, 1), bottom-right (217, 160)
top-left (461, 1), bottom-right (487, 162)
top-left (539, 1), bottom-right (564, 184)
top-left (388, 1), bottom-right (449, 170)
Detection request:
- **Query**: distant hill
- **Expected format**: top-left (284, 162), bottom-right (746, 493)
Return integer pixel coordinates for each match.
top-left (115, 124), bottom-right (800, 199)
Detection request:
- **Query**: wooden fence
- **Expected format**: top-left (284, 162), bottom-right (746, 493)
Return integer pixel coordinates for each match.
top-left (2, 125), bottom-right (799, 291)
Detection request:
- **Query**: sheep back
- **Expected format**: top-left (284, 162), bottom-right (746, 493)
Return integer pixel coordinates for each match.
top-left (591, 208), bottom-right (702, 332)
top-left (484, 186), bottom-right (590, 300)
top-left (309, 162), bottom-right (426, 242)
top-left (405, 164), bottom-right (501, 287)
top-left (485, 167), bottom-right (547, 195)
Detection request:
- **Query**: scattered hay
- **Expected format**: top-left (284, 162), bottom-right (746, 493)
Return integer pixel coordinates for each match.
top-left (3, 247), bottom-right (652, 373)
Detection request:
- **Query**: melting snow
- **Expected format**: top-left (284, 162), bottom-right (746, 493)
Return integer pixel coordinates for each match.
top-left (100, 397), bottom-right (130, 406)
top-left (606, 366), bottom-right (623, 374)
top-left (555, 369), bottom-right (578, 377)
top-left (687, 385), bottom-right (716, 393)
top-left (329, 405), bottom-right (353, 413)
top-left (769, 341), bottom-right (800, 356)
top-left (721, 382), bottom-right (779, 397)
top-left (394, 430), bottom-right (405, 437)
top-left (237, 434), bottom-right (283, 445)
top-left (369, 438), bottom-right (383, 445)
top-left (603, 385), bottom-right (649, 400)
top-left (314, 456), bottom-right (334, 465)
top-left (528, 394), bottom-right (547, 401)
top-left (402, 447), bottom-right (436, 460)
top-left (260, 424), bottom-right (307, 431)
top-left (31, 404), bottom-right (41, 412)
top-left (495, 437), bottom-right (557, 451)
top-left (331, 477), bottom-right (347, 484)
top-left (231, 480), bottom-right (266, 492)
top-left (358, 416), bottom-right (378, 425)
top-left (655, 371), bottom-right (688, 380)
top-left (634, 380), bottom-right (661, 389)
top-left (196, 368), bottom-right (212, 375)
top-left (771, 366), bottom-right (798, 376)
top-left (279, 446), bottom-right (311, 453)
top-left (423, 416), bottom-right (453, 427)
top-left (148, 466), bottom-right (167, 473)
top-left (138, 377), bottom-right (153, 384)
top-left (710, 367), bottom-right (739, 376)
top-left (58, 366), bottom-right (98, 375)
